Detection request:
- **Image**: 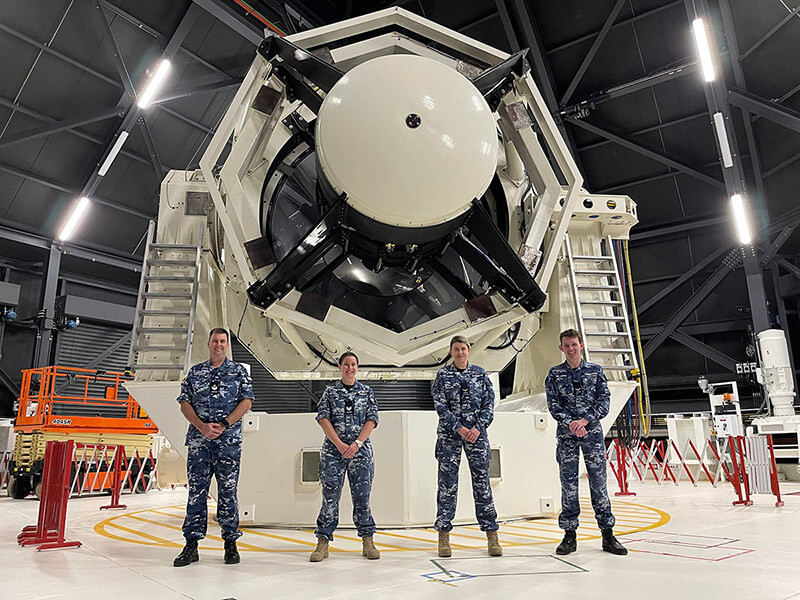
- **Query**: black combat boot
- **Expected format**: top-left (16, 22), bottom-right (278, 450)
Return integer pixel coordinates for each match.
top-left (556, 530), bottom-right (577, 555)
top-left (173, 540), bottom-right (199, 567)
top-left (224, 540), bottom-right (240, 564)
top-left (601, 529), bottom-right (628, 555)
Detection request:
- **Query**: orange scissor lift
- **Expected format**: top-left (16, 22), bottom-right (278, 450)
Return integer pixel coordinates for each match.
top-left (9, 366), bottom-right (158, 499)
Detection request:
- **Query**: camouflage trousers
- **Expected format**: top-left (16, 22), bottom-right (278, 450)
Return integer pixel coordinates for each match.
top-left (315, 440), bottom-right (376, 540)
top-left (434, 434), bottom-right (498, 532)
top-left (182, 438), bottom-right (242, 541)
top-left (556, 427), bottom-right (615, 531)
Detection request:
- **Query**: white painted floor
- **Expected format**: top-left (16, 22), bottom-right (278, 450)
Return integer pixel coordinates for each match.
top-left (3, 476), bottom-right (800, 600)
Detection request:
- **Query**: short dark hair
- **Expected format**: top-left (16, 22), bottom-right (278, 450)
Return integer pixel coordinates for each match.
top-left (208, 327), bottom-right (230, 342)
top-left (338, 351), bottom-right (359, 366)
top-left (449, 335), bottom-right (470, 348)
top-left (559, 328), bottom-right (582, 343)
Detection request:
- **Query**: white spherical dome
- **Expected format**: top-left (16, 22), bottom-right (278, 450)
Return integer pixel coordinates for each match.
top-left (316, 54), bottom-right (498, 228)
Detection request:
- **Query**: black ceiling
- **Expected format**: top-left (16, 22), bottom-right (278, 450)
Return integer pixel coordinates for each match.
top-left (1, 0), bottom-right (800, 403)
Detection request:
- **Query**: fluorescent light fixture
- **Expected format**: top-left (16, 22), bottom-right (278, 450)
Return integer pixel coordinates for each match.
top-left (730, 194), bottom-right (752, 245)
top-left (58, 197), bottom-right (91, 241)
top-left (98, 130), bottom-right (129, 176)
top-left (712, 112), bottom-right (733, 168)
top-left (137, 58), bottom-right (171, 108)
top-left (692, 18), bottom-right (716, 82)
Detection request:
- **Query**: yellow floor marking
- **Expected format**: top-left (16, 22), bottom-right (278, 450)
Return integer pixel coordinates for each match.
top-left (106, 522), bottom-right (178, 546)
top-left (238, 528), bottom-right (322, 548)
top-left (94, 498), bottom-right (670, 552)
top-left (374, 529), bottom-right (444, 545)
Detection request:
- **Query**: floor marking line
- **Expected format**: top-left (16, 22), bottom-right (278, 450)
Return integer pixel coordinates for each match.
top-left (237, 528), bottom-right (320, 548)
top-left (430, 559), bottom-right (453, 577)
top-left (105, 521), bottom-right (179, 546)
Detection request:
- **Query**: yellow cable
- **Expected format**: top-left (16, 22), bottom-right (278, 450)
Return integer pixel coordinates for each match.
top-left (623, 239), bottom-right (651, 436)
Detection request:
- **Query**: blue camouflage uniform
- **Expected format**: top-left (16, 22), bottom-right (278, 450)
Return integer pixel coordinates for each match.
top-left (432, 363), bottom-right (498, 532)
top-left (545, 359), bottom-right (615, 532)
top-left (315, 380), bottom-right (379, 541)
top-left (177, 358), bottom-right (253, 542)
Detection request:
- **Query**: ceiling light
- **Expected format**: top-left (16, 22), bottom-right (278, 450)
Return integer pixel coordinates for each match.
top-left (730, 194), bottom-right (752, 245)
top-left (712, 112), bottom-right (733, 168)
top-left (138, 58), bottom-right (172, 108)
top-left (692, 18), bottom-right (716, 82)
top-left (58, 197), bottom-right (91, 241)
top-left (98, 130), bottom-right (129, 176)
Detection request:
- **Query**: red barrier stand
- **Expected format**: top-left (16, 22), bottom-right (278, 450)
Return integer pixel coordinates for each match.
top-left (609, 439), bottom-right (637, 496)
top-left (17, 440), bottom-right (81, 551)
top-left (100, 446), bottom-right (128, 510)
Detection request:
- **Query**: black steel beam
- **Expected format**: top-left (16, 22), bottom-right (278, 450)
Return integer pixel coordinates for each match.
top-left (719, 0), bottom-right (767, 204)
top-left (561, 0), bottom-right (627, 105)
top-left (493, 0), bottom-right (521, 52)
top-left (79, 4), bottom-right (198, 202)
top-left (0, 95), bottom-right (156, 169)
top-left (0, 162), bottom-right (154, 221)
top-left (85, 0), bottom-right (136, 94)
top-left (0, 219), bottom-right (144, 271)
top-left (683, 0), bottom-right (771, 334)
top-left (579, 111), bottom-right (706, 153)
top-left (192, 0), bottom-right (264, 45)
top-left (770, 266), bottom-right (799, 393)
top-left (638, 244), bottom-right (731, 314)
top-left (0, 106), bottom-right (123, 149)
top-left (728, 86), bottom-right (800, 136)
top-left (148, 77), bottom-right (244, 105)
top-left (630, 215), bottom-right (727, 242)
top-left (546, 0), bottom-right (683, 55)
top-left (778, 258), bottom-right (800, 282)
top-left (643, 249), bottom-right (741, 358)
top-left (739, 3), bottom-right (800, 61)
top-left (566, 116), bottom-right (726, 189)
top-left (137, 114), bottom-right (166, 180)
top-left (508, 0), bottom-right (585, 170)
top-left (36, 246), bottom-right (61, 367)
top-left (669, 330), bottom-right (738, 371)
top-left (0, 21), bottom-right (120, 89)
top-left (640, 319), bottom-right (750, 338)
top-left (457, 11), bottom-right (499, 34)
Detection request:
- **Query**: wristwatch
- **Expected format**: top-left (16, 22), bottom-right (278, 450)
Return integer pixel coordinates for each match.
top-left (354, 439), bottom-right (363, 448)
top-left (221, 418), bottom-right (231, 429)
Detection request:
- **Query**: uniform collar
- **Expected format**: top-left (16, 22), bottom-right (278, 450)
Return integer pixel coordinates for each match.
top-left (335, 379), bottom-right (363, 390)
top-left (446, 362), bottom-right (473, 373)
top-left (204, 357), bottom-right (231, 370)
top-left (562, 359), bottom-right (586, 371)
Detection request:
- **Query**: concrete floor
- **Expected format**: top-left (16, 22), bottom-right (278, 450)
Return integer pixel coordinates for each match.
top-left (2, 477), bottom-right (799, 600)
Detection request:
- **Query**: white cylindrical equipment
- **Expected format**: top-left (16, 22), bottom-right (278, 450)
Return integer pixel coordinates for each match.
top-left (757, 329), bottom-right (797, 417)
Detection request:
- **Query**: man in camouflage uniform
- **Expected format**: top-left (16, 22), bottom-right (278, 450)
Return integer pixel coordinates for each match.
top-left (173, 327), bottom-right (253, 567)
top-left (433, 335), bottom-right (502, 558)
top-left (545, 328), bottom-right (627, 556)
top-left (309, 351), bottom-right (381, 562)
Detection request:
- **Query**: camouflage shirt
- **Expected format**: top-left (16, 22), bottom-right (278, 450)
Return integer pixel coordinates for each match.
top-left (177, 358), bottom-right (254, 445)
top-left (432, 363), bottom-right (495, 436)
top-left (316, 380), bottom-right (379, 445)
top-left (545, 360), bottom-right (610, 433)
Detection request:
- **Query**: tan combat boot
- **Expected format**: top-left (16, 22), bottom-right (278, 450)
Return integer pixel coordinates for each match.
top-left (487, 530), bottom-right (503, 556)
top-left (438, 530), bottom-right (452, 557)
top-left (362, 535), bottom-right (380, 559)
top-left (309, 537), bottom-right (329, 562)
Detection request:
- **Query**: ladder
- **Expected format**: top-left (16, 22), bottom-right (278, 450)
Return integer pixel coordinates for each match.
top-left (565, 234), bottom-right (638, 373)
top-left (129, 221), bottom-right (204, 381)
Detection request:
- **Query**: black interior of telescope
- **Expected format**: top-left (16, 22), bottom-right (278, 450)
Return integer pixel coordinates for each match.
top-left (263, 145), bottom-right (509, 333)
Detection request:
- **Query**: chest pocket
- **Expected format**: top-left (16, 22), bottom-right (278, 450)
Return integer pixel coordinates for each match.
top-left (353, 390), bottom-right (371, 422)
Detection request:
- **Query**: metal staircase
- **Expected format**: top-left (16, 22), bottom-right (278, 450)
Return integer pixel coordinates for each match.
top-left (565, 234), bottom-right (638, 373)
top-left (129, 221), bottom-right (204, 381)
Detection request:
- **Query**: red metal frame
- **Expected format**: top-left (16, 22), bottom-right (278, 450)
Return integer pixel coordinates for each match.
top-left (17, 440), bottom-right (81, 550)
